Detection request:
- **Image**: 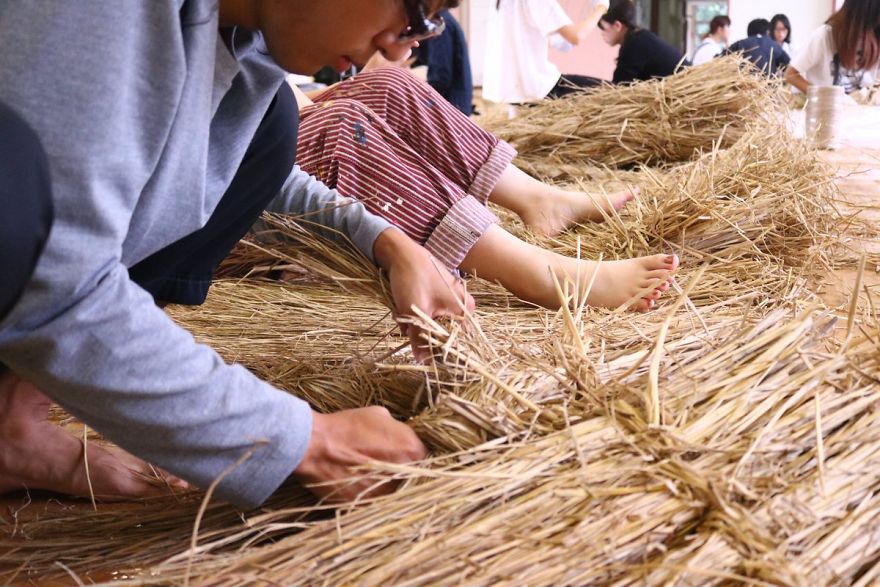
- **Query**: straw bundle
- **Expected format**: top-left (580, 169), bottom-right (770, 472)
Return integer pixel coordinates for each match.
top-left (4, 235), bottom-right (874, 585)
top-left (9, 288), bottom-right (872, 585)
top-left (479, 56), bottom-right (787, 170)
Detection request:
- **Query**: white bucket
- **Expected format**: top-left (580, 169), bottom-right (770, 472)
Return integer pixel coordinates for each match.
top-left (805, 85), bottom-right (845, 150)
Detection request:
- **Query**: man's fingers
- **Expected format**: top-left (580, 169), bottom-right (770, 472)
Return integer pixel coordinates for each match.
top-left (407, 325), bottom-right (431, 363)
top-left (461, 289), bottom-right (476, 313)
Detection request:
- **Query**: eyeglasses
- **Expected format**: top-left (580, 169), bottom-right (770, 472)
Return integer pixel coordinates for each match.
top-left (399, 0), bottom-right (446, 43)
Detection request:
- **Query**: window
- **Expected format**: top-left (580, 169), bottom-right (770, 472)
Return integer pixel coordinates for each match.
top-left (685, 1), bottom-right (729, 58)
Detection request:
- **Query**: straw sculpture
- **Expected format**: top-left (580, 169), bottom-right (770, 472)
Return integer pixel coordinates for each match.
top-left (479, 56), bottom-right (787, 170)
top-left (2, 79), bottom-right (879, 587)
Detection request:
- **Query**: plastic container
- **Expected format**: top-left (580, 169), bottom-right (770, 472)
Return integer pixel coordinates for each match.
top-left (805, 85), bottom-right (845, 150)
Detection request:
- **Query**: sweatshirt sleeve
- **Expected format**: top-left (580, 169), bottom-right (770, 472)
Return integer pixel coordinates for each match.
top-left (265, 165), bottom-right (394, 263)
top-left (0, 2), bottom-right (312, 510)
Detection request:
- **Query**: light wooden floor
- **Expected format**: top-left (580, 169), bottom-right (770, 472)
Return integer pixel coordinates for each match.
top-left (811, 105), bottom-right (880, 308)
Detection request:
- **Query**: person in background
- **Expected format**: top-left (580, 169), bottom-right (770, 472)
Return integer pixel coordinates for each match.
top-left (412, 10), bottom-right (473, 115)
top-left (726, 18), bottom-right (790, 77)
top-left (769, 14), bottom-right (793, 57)
top-left (598, 0), bottom-right (688, 84)
top-left (691, 15), bottom-right (730, 65)
top-left (785, 0), bottom-right (880, 95)
top-left (484, 0), bottom-right (611, 104)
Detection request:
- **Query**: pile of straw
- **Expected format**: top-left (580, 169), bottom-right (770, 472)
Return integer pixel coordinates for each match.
top-left (5, 274), bottom-right (876, 584)
top-left (480, 56), bottom-right (787, 170)
top-left (3, 82), bottom-right (879, 587)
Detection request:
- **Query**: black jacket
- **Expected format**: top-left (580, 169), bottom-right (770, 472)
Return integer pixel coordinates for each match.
top-left (613, 29), bottom-right (687, 84)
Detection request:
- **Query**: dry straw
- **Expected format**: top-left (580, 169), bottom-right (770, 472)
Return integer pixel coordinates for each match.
top-left (2, 70), bottom-right (878, 586)
top-left (480, 56), bottom-right (787, 170)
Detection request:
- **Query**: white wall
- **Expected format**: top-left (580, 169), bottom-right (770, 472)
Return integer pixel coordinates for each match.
top-left (728, 0), bottom-right (833, 56)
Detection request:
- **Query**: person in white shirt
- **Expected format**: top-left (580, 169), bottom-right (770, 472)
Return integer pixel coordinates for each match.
top-left (692, 15), bottom-right (730, 65)
top-left (769, 14), bottom-right (793, 58)
top-left (785, 0), bottom-right (880, 95)
top-left (483, 0), bottom-right (610, 103)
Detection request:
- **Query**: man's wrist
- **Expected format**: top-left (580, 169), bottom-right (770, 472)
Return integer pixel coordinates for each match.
top-left (373, 227), bottom-right (418, 272)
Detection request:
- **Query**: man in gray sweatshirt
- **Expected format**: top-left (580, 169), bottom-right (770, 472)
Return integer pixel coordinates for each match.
top-left (0, 0), bottom-right (465, 509)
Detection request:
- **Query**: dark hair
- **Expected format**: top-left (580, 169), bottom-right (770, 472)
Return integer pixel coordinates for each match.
top-left (768, 14), bottom-right (791, 44)
top-left (709, 15), bottom-right (731, 35)
top-left (828, 0), bottom-right (880, 71)
top-left (600, 0), bottom-right (639, 31)
top-left (746, 18), bottom-right (770, 37)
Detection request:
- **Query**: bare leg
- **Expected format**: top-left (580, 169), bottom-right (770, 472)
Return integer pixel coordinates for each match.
top-left (461, 225), bottom-right (678, 311)
top-left (0, 371), bottom-right (187, 499)
top-left (489, 165), bottom-right (636, 237)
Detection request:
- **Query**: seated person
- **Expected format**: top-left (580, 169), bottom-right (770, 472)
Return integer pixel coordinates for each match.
top-left (769, 14), bottom-right (794, 58)
top-left (599, 0), bottom-right (688, 84)
top-left (692, 15), bottom-right (731, 65)
top-left (412, 9), bottom-right (473, 116)
top-left (288, 66), bottom-right (680, 312)
top-left (785, 0), bottom-right (880, 95)
top-left (726, 18), bottom-right (791, 77)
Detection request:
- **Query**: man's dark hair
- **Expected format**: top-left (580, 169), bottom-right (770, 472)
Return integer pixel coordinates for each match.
top-left (600, 0), bottom-right (639, 31)
top-left (709, 15), bottom-right (731, 35)
top-left (747, 18), bottom-right (770, 37)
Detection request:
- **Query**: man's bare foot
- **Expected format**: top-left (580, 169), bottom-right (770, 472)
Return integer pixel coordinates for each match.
top-left (543, 253), bottom-right (680, 311)
top-left (519, 185), bottom-right (638, 237)
top-left (0, 372), bottom-right (187, 500)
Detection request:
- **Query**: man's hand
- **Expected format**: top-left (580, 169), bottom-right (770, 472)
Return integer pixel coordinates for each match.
top-left (373, 228), bottom-right (474, 361)
top-left (292, 407), bottom-right (428, 502)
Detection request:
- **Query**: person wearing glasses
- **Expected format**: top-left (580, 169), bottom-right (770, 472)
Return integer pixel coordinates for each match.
top-left (598, 0), bottom-right (688, 84)
top-left (484, 0), bottom-right (612, 104)
top-left (769, 14), bottom-right (794, 58)
top-left (0, 0), bottom-right (468, 509)
top-left (725, 19), bottom-right (790, 77)
top-left (285, 65), bottom-right (678, 312)
top-left (785, 0), bottom-right (880, 95)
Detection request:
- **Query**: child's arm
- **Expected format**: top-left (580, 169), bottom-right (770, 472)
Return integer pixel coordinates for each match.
top-left (288, 81), bottom-right (316, 108)
top-left (555, 0), bottom-right (609, 46)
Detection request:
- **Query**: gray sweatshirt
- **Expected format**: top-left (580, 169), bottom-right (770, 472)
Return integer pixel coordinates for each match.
top-left (0, 1), bottom-right (393, 508)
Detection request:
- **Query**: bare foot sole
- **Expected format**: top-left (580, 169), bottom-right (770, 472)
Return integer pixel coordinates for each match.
top-left (522, 185), bottom-right (639, 237)
top-left (550, 253), bottom-right (680, 311)
top-left (0, 374), bottom-right (187, 500)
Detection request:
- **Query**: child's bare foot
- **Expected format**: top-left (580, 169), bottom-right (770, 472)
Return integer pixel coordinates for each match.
top-left (545, 253), bottom-right (679, 311)
top-left (520, 185), bottom-right (638, 237)
top-left (0, 372), bottom-right (188, 500)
